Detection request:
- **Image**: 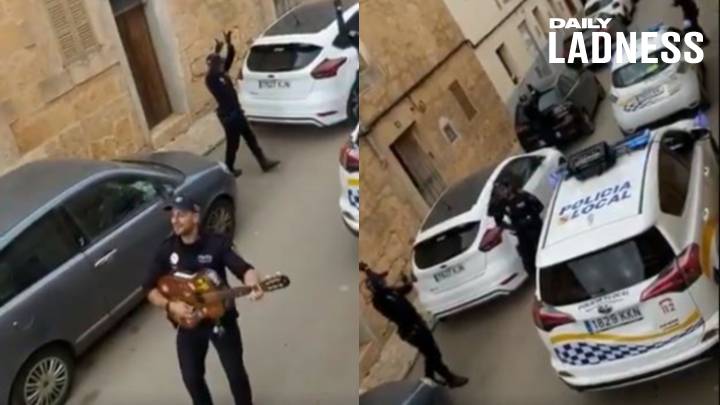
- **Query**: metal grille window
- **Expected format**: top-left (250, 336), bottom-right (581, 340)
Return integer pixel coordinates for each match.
top-left (439, 117), bottom-right (460, 144)
top-left (448, 81), bottom-right (477, 120)
top-left (44, 0), bottom-right (99, 64)
top-left (496, 44), bottom-right (520, 85)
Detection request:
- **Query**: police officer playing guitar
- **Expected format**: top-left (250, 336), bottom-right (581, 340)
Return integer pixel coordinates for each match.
top-left (144, 194), bottom-right (263, 405)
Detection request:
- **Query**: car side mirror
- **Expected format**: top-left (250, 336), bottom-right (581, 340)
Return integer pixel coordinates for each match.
top-left (662, 130), bottom-right (695, 152)
top-left (690, 128), bottom-right (711, 142)
top-left (158, 184), bottom-right (174, 200)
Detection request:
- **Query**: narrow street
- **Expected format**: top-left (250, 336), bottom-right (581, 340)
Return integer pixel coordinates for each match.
top-left (66, 122), bottom-right (359, 405)
top-left (408, 0), bottom-right (720, 403)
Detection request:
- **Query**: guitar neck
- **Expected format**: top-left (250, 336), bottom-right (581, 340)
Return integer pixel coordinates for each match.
top-left (201, 286), bottom-right (254, 303)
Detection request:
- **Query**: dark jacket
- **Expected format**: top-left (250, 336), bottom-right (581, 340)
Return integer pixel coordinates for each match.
top-left (366, 273), bottom-right (424, 331)
top-left (205, 44), bottom-right (243, 117)
top-left (491, 190), bottom-right (545, 231)
top-left (673, 0), bottom-right (699, 20)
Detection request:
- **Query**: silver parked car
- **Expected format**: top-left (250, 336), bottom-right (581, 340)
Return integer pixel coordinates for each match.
top-left (0, 152), bottom-right (237, 405)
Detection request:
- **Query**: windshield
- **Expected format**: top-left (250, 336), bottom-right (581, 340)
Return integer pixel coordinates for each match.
top-left (421, 167), bottom-right (494, 231)
top-left (612, 50), bottom-right (673, 88)
top-left (586, 0), bottom-right (612, 15)
top-left (539, 227), bottom-right (675, 306)
top-left (414, 221), bottom-right (481, 269)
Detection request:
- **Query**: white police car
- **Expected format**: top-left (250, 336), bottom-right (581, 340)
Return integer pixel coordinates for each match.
top-left (533, 118), bottom-right (718, 391)
top-left (610, 24), bottom-right (709, 134)
top-left (412, 148), bottom-right (564, 319)
top-left (339, 125), bottom-right (359, 235)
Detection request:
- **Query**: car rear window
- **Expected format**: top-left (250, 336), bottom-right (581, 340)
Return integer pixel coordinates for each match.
top-left (421, 167), bottom-right (495, 231)
top-left (612, 50), bottom-right (672, 88)
top-left (539, 227), bottom-right (675, 306)
top-left (246, 43), bottom-right (322, 72)
top-left (585, 0), bottom-right (611, 15)
top-left (538, 89), bottom-right (563, 111)
top-left (413, 221), bottom-right (481, 269)
top-left (264, 0), bottom-right (356, 36)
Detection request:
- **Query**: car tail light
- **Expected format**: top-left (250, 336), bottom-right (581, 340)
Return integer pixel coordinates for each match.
top-left (340, 141), bottom-right (359, 172)
top-left (311, 57), bottom-right (347, 79)
top-left (479, 227), bottom-right (503, 252)
top-left (532, 296), bottom-right (575, 332)
top-left (640, 244), bottom-right (702, 302)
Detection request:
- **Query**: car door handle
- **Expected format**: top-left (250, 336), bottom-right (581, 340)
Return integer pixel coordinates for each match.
top-left (94, 249), bottom-right (118, 268)
top-left (12, 318), bottom-right (34, 331)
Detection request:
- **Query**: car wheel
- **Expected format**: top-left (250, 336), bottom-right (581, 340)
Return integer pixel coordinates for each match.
top-left (202, 198), bottom-right (236, 237)
top-left (346, 78), bottom-right (359, 125)
top-left (580, 109), bottom-right (595, 136)
top-left (10, 346), bottom-right (74, 405)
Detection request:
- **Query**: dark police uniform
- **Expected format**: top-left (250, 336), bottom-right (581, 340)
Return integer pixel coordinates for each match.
top-left (491, 190), bottom-right (545, 275)
top-left (143, 233), bottom-right (254, 405)
top-left (364, 274), bottom-right (455, 383)
top-left (673, 0), bottom-right (706, 40)
top-left (205, 43), bottom-right (269, 173)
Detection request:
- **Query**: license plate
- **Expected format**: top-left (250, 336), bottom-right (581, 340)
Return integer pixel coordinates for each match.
top-left (433, 265), bottom-right (465, 283)
top-left (258, 79), bottom-right (290, 89)
top-left (584, 306), bottom-right (643, 334)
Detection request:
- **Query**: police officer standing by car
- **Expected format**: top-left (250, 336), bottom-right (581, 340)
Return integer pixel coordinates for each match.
top-left (206, 31), bottom-right (279, 177)
top-left (144, 194), bottom-right (264, 405)
top-left (673, 0), bottom-right (708, 45)
top-left (359, 262), bottom-right (469, 388)
top-left (489, 181), bottom-right (545, 277)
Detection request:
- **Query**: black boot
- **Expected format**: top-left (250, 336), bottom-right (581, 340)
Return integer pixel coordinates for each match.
top-left (259, 157), bottom-right (280, 172)
top-left (444, 373), bottom-right (469, 389)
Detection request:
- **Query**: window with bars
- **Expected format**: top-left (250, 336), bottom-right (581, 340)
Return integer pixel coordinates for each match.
top-left (44, 0), bottom-right (99, 65)
top-left (448, 81), bottom-right (477, 120)
top-left (439, 117), bottom-right (460, 144)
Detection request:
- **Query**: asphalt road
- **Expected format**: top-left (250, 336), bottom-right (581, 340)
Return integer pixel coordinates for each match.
top-left (408, 1), bottom-right (720, 404)
top-left (66, 121), bottom-right (359, 405)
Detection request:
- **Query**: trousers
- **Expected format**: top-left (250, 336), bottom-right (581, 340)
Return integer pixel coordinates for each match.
top-left (218, 110), bottom-right (265, 171)
top-left (516, 225), bottom-right (542, 276)
top-left (176, 317), bottom-right (252, 405)
top-left (400, 323), bottom-right (452, 380)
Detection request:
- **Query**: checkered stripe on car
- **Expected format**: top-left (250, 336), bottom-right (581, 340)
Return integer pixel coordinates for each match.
top-left (553, 320), bottom-right (704, 366)
top-left (348, 189), bottom-right (359, 209)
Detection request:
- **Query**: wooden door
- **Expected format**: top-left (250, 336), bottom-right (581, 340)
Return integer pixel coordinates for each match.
top-left (115, 5), bottom-right (172, 128)
top-left (391, 126), bottom-right (447, 206)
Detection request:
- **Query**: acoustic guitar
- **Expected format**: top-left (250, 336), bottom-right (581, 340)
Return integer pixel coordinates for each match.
top-left (157, 269), bottom-right (290, 328)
